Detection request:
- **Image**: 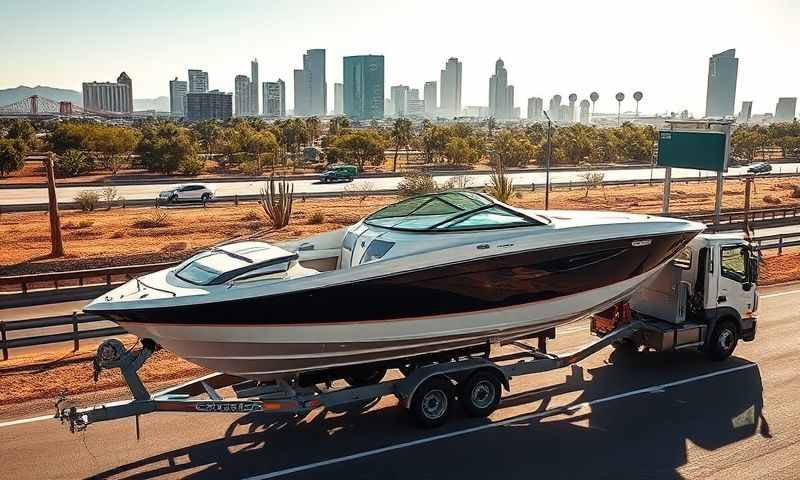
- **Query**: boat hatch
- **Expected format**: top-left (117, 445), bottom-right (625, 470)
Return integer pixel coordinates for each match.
top-left (175, 242), bottom-right (298, 286)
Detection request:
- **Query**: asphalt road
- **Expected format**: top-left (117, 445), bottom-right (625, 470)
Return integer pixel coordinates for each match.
top-left (2, 163), bottom-right (800, 206)
top-left (0, 282), bottom-right (798, 479)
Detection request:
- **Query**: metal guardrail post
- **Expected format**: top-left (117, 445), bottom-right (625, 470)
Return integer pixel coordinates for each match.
top-left (72, 312), bottom-right (79, 352)
top-left (778, 235), bottom-right (784, 256)
top-left (1, 321), bottom-right (7, 360)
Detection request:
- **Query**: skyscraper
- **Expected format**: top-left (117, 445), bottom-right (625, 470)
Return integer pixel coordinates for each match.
top-left (343, 55), bottom-right (384, 120)
top-left (705, 49), bottom-right (738, 118)
top-left (185, 90), bottom-right (232, 121)
top-left (82, 72), bottom-right (133, 113)
top-left (250, 59), bottom-right (259, 115)
top-left (775, 97), bottom-right (797, 121)
top-left (439, 58), bottom-right (462, 117)
top-left (334, 83), bottom-right (344, 115)
top-left (548, 95), bottom-right (562, 121)
top-left (489, 59), bottom-right (513, 119)
top-left (169, 77), bottom-right (188, 116)
top-left (234, 75), bottom-right (251, 117)
top-left (527, 97), bottom-right (543, 121)
top-left (188, 69), bottom-right (209, 93)
top-left (390, 85), bottom-right (409, 116)
top-left (263, 80), bottom-right (286, 117)
top-left (737, 101), bottom-right (753, 123)
top-left (293, 49), bottom-right (326, 116)
top-left (424, 81), bottom-right (437, 115)
top-left (293, 69), bottom-right (311, 116)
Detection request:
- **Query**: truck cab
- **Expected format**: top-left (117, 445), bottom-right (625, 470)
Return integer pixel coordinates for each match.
top-left (594, 233), bottom-right (759, 360)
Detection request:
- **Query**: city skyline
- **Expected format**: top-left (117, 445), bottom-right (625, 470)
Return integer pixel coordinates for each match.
top-left (1, 0), bottom-right (799, 116)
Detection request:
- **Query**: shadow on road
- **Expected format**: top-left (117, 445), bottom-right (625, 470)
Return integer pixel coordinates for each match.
top-left (90, 351), bottom-right (770, 480)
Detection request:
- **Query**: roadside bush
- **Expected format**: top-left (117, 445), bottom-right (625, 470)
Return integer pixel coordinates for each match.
top-left (764, 195), bottom-right (782, 205)
top-left (440, 175), bottom-right (472, 190)
top-left (240, 160), bottom-right (263, 176)
top-left (54, 149), bottom-right (91, 177)
top-left (241, 210), bottom-right (261, 221)
top-left (63, 219), bottom-right (94, 229)
top-left (307, 211), bottom-right (325, 225)
top-left (344, 180), bottom-right (376, 203)
top-left (791, 185), bottom-right (800, 198)
top-left (133, 208), bottom-right (171, 228)
top-left (398, 172), bottom-right (438, 196)
top-left (74, 190), bottom-right (100, 212)
top-left (101, 187), bottom-right (118, 209)
top-left (0, 138), bottom-right (27, 176)
top-left (484, 165), bottom-right (515, 203)
top-left (180, 155), bottom-right (205, 176)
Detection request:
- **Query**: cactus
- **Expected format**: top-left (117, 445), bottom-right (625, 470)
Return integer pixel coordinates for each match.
top-left (259, 175), bottom-right (294, 228)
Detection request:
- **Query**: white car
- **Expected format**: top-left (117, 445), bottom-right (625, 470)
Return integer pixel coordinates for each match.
top-left (158, 184), bottom-right (215, 204)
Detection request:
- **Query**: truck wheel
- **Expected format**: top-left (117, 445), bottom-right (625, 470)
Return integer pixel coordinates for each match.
top-left (201, 193), bottom-right (210, 202)
top-left (344, 368), bottom-right (387, 387)
top-left (459, 371), bottom-right (502, 418)
top-left (707, 320), bottom-right (739, 361)
top-left (410, 376), bottom-right (454, 428)
top-left (169, 194), bottom-right (178, 203)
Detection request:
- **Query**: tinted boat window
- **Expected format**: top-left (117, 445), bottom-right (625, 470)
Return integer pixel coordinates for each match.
top-left (436, 207), bottom-right (535, 230)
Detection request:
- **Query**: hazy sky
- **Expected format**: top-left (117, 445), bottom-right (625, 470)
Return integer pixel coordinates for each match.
top-left (1, 0), bottom-right (798, 115)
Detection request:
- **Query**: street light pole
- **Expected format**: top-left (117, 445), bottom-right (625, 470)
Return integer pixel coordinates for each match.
top-left (543, 111), bottom-right (552, 210)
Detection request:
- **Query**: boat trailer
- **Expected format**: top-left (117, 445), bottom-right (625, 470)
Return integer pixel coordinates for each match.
top-left (57, 319), bottom-right (646, 432)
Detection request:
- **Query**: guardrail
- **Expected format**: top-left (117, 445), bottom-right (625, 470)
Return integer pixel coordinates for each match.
top-left (0, 262), bottom-right (179, 295)
top-left (684, 206), bottom-right (800, 226)
top-left (2, 231), bottom-right (800, 361)
top-left (0, 312), bottom-right (125, 361)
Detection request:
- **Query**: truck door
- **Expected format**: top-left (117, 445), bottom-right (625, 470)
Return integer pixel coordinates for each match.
top-left (716, 245), bottom-right (756, 319)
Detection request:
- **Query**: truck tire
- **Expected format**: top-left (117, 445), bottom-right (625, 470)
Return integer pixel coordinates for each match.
top-left (707, 320), bottom-right (739, 361)
top-left (409, 376), bottom-right (454, 428)
top-left (459, 371), bottom-right (502, 418)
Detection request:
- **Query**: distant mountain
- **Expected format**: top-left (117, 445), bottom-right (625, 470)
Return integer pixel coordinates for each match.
top-left (133, 96), bottom-right (170, 112)
top-left (0, 85), bottom-right (82, 107)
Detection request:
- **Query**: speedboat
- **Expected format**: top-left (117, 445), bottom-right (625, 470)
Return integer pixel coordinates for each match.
top-left (85, 191), bottom-right (705, 381)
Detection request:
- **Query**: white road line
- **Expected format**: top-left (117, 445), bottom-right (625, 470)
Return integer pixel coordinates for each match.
top-left (760, 288), bottom-right (800, 299)
top-left (242, 363), bottom-right (757, 480)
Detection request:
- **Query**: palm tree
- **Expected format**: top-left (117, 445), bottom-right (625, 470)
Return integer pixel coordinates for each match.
top-left (486, 116), bottom-right (497, 137)
top-left (305, 116), bottom-right (321, 144)
top-left (390, 118), bottom-right (413, 172)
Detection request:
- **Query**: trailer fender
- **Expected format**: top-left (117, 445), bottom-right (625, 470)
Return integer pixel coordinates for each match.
top-left (396, 359), bottom-right (508, 410)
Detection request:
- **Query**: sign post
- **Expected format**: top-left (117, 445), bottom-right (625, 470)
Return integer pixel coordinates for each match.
top-left (657, 119), bottom-right (732, 222)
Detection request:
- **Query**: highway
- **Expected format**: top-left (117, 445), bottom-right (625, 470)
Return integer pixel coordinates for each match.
top-left (2, 162), bottom-right (800, 206)
top-left (0, 282), bottom-right (798, 479)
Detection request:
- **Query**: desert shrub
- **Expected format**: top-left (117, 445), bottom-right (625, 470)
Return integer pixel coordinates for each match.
top-left (764, 195), bottom-right (782, 205)
top-left (54, 149), bottom-right (90, 177)
top-left (133, 208), bottom-right (171, 228)
top-left (440, 175), bottom-right (472, 190)
top-left (791, 185), bottom-right (800, 198)
top-left (344, 181), bottom-right (376, 202)
top-left (398, 172), bottom-right (438, 196)
top-left (307, 211), bottom-right (325, 224)
top-left (180, 155), bottom-right (205, 176)
top-left (101, 187), bottom-right (118, 209)
top-left (240, 160), bottom-right (263, 176)
top-left (110, 229), bottom-right (126, 238)
top-left (63, 219), bottom-right (94, 229)
top-left (484, 167), bottom-right (515, 203)
top-left (0, 138), bottom-right (26, 176)
top-left (75, 190), bottom-right (100, 211)
top-left (241, 210), bottom-right (261, 221)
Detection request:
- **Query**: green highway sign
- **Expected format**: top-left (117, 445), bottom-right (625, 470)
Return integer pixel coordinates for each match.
top-left (656, 130), bottom-right (728, 172)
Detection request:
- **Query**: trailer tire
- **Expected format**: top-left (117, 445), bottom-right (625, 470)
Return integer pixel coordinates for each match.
top-left (459, 371), bottom-right (502, 418)
top-left (344, 368), bottom-right (387, 387)
top-left (409, 376), bottom-right (454, 428)
top-left (707, 320), bottom-right (739, 361)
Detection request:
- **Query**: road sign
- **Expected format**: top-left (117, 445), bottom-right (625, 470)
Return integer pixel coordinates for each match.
top-left (657, 130), bottom-right (728, 172)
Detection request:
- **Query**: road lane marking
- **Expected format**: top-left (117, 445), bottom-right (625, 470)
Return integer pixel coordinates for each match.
top-left (760, 288), bottom-right (800, 299)
top-left (242, 363), bottom-right (757, 480)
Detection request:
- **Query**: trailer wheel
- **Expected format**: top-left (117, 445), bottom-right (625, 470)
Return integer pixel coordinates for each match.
top-left (707, 320), bottom-right (739, 361)
top-left (344, 368), bottom-right (387, 387)
top-left (459, 371), bottom-right (502, 418)
top-left (409, 376), bottom-right (454, 428)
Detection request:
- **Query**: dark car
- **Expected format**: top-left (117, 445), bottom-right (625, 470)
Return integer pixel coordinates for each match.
top-left (747, 162), bottom-right (772, 174)
top-left (319, 165), bottom-right (357, 183)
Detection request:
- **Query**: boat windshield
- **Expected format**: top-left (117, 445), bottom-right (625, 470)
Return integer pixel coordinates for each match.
top-left (364, 191), bottom-right (545, 231)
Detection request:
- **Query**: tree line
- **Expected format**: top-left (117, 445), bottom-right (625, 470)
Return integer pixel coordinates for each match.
top-left (2, 117), bottom-right (797, 179)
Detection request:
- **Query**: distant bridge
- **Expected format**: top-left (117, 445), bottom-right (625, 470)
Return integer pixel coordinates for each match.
top-left (0, 95), bottom-right (131, 119)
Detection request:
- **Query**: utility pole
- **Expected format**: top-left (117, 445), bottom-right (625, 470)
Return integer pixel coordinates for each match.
top-left (45, 153), bottom-right (64, 257)
top-left (543, 111), bottom-right (552, 210)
